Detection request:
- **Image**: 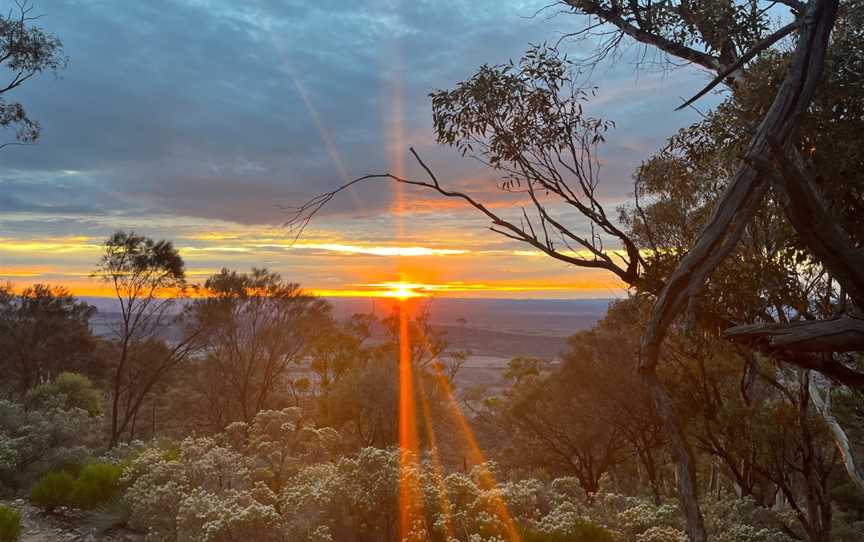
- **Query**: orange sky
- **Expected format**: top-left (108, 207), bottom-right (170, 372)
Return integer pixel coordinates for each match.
top-left (0, 227), bottom-right (629, 299)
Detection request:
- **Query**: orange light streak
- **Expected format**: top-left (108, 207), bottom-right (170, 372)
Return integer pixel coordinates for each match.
top-left (416, 367), bottom-right (456, 539)
top-left (432, 364), bottom-right (522, 542)
top-left (398, 302), bottom-right (425, 540)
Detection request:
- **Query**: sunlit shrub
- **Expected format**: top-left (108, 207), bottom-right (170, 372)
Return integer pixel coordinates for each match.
top-left (71, 462), bottom-right (124, 509)
top-left (30, 470), bottom-right (75, 511)
top-left (121, 408), bottom-right (342, 541)
top-left (528, 501), bottom-right (614, 542)
top-left (176, 488), bottom-right (284, 542)
top-left (121, 445), bottom-right (193, 539)
top-left (0, 505), bottom-right (20, 542)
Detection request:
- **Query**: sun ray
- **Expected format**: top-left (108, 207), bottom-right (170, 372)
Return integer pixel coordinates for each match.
top-left (398, 302), bottom-right (426, 540)
top-left (416, 366), bottom-right (456, 539)
top-left (431, 363), bottom-right (522, 541)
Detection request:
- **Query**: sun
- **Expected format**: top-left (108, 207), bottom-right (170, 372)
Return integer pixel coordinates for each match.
top-left (378, 282), bottom-right (425, 300)
top-left (391, 284), bottom-right (420, 300)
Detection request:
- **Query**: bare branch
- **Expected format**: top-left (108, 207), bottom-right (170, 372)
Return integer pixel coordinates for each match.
top-left (723, 316), bottom-right (864, 354)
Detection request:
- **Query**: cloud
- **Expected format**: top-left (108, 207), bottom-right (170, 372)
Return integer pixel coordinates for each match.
top-left (0, 0), bottom-right (723, 298)
top-left (1, 0), bottom-right (715, 226)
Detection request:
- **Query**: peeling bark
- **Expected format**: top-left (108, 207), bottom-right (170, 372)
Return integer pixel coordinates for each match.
top-left (809, 378), bottom-right (864, 496)
top-left (723, 316), bottom-right (864, 352)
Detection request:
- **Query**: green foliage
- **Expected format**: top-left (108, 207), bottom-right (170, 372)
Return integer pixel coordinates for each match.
top-left (70, 462), bottom-right (123, 509)
top-left (30, 462), bottom-right (124, 512)
top-left (0, 3), bottom-right (67, 145)
top-left (30, 470), bottom-right (75, 511)
top-left (520, 517), bottom-right (614, 542)
top-left (0, 505), bottom-right (20, 542)
top-left (0, 398), bottom-right (101, 488)
top-left (431, 44), bottom-right (612, 168)
top-left (26, 372), bottom-right (102, 416)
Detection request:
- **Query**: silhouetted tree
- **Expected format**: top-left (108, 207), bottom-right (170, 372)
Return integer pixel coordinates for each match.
top-left (0, 283), bottom-right (97, 397)
top-left (188, 268), bottom-right (329, 429)
top-left (94, 231), bottom-right (204, 447)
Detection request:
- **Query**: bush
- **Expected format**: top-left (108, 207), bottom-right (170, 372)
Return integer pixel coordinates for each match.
top-left (0, 505), bottom-right (20, 542)
top-left (521, 517), bottom-right (615, 542)
top-left (30, 462), bottom-right (124, 512)
top-left (25, 372), bottom-right (102, 416)
top-left (0, 397), bottom-right (101, 489)
top-left (30, 470), bottom-right (75, 511)
top-left (521, 527), bottom-right (614, 542)
top-left (71, 462), bottom-right (123, 509)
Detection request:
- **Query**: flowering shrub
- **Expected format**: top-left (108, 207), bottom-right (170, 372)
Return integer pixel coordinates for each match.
top-left (122, 439), bottom-right (246, 540)
top-left (712, 525), bottom-right (795, 542)
top-left (0, 398), bottom-right (101, 488)
top-left (176, 488), bottom-right (284, 542)
top-left (122, 408), bottom-right (340, 541)
top-left (701, 496), bottom-right (796, 542)
top-left (616, 503), bottom-right (679, 537)
top-left (117, 408), bottom-right (801, 542)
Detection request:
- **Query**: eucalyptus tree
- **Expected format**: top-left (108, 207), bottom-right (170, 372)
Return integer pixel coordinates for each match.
top-left (0, 0), bottom-right (66, 148)
top-left (189, 268), bottom-right (329, 428)
top-left (94, 231), bottom-right (204, 447)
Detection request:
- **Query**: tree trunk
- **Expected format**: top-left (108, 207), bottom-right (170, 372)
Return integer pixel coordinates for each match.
top-left (641, 369), bottom-right (708, 542)
top-left (809, 378), bottom-right (864, 495)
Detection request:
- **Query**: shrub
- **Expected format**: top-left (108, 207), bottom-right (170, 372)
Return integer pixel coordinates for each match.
top-left (521, 515), bottom-right (615, 542)
top-left (0, 505), bottom-right (20, 542)
top-left (30, 470), bottom-right (75, 511)
top-left (0, 397), bottom-right (101, 489)
top-left (26, 372), bottom-right (102, 416)
top-left (636, 526), bottom-right (688, 542)
top-left (71, 462), bottom-right (124, 509)
top-left (176, 488), bottom-right (284, 542)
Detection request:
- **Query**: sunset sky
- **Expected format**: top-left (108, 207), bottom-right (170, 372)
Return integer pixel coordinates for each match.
top-left (0, 0), bottom-right (720, 299)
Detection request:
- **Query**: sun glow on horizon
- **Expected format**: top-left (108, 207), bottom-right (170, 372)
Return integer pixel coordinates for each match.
top-left (389, 283), bottom-right (423, 300)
